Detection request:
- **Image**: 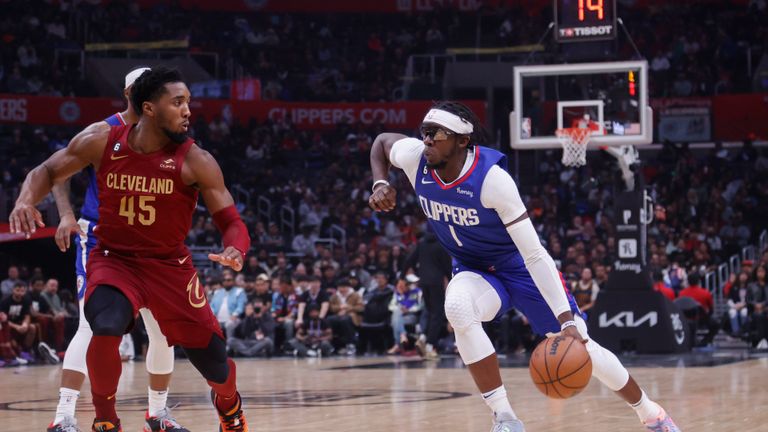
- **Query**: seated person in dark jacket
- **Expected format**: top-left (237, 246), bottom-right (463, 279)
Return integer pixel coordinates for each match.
top-left (227, 299), bottom-right (275, 357)
top-left (288, 305), bottom-right (333, 357)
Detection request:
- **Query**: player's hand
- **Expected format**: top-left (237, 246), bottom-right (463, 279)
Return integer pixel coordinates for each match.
top-left (369, 184), bottom-right (397, 212)
top-left (562, 324), bottom-right (587, 344)
top-left (208, 246), bottom-right (244, 271)
top-left (55, 213), bottom-right (84, 252)
top-left (9, 202), bottom-right (45, 239)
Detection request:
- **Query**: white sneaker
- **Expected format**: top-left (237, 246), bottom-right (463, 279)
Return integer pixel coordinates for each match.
top-left (757, 339), bottom-right (768, 349)
top-left (491, 418), bottom-right (525, 432)
top-left (14, 356), bottom-right (29, 365)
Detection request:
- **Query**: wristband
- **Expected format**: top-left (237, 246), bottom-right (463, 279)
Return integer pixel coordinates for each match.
top-left (372, 179), bottom-right (390, 192)
top-left (560, 320), bottom-right (577, 331)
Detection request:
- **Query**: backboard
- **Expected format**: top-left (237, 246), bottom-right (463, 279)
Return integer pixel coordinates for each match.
top-left (510, 60), bottom-right (652, 150)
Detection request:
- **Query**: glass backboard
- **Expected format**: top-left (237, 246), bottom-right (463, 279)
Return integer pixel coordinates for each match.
top-left (510, 61), bottom-right (652, 150)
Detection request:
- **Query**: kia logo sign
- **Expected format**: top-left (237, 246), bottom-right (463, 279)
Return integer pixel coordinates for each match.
top-left (598, 311), bottom-right (658, 328)
top-left (59, 101), bottom-right (81, 123)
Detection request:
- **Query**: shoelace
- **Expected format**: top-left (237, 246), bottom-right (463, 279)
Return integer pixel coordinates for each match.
top-left (152, 406), bottom-right (184, 431)
top-left (54, 421), bottom-right (81, 432)
top-left (221, 408), bottom-right (246, 432)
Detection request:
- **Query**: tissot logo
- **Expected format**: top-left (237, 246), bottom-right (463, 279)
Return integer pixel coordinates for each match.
top-left (598, 311), bottom-right (658, 328)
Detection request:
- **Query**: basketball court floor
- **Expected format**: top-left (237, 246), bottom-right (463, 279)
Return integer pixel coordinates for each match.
top-left (2, 350), bottom-right (767, 431)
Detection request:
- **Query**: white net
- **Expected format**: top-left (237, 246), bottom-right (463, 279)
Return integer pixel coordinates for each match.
top-left (556, 128), bottom-right (592, 167)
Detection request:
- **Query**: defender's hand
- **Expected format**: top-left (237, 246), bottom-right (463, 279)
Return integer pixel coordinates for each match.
top-left (369, 184), bottom-right (397, 212)
top-left (55, 213), bottom-right (84, 252)
top-left (562, 324), bottom-right (587, 344)
top-left (9, 203), bottom-right (44, 239)
top-left (208, 246), bottom-right (244, 271)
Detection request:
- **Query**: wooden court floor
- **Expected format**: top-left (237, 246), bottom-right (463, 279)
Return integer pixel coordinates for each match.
top-left (1, 355), bottom-right (766, 431)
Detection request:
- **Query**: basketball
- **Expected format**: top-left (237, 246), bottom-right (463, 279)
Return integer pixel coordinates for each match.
top-left (529, 335), bottom-right (592, 399)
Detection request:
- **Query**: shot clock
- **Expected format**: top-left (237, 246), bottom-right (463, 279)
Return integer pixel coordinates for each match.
top-left (555, 0), bottom-right (617, 43)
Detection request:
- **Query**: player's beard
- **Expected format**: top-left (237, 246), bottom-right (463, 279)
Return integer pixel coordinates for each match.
top-left (426, 159), bottom-right (448, 169)
top-left (162, 127), bottom-right (188, 144)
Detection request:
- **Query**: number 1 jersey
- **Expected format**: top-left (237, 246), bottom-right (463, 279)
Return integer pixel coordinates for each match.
top-left (390, 138), bottom-right (528, 271)
top-left (95, 124), bottom-right (198, 258)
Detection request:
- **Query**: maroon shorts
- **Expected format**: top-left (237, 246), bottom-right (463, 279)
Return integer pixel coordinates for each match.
top-left (85, 247), bottom-right (222, 348)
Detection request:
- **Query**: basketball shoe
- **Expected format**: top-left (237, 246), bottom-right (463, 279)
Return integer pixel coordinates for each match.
top-left (211, 390), bottom-right (249, 432)
top-left (47, 415), bottom-right (81, 432)
top-left (491, 416), bottom-right (526, 432)
top-left (643, 409), bottom-right (681, 432)
top-left (143, 407), bottom-right (190, 432)
top-left (91, 419), bottom-right (121, 432)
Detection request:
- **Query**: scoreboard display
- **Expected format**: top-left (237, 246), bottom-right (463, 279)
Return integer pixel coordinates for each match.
top-left (555, 0), bottom-right (617, 43)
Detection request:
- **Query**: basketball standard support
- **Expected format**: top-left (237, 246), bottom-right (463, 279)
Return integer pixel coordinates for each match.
top-left (587, 149), bottom-right (691, 353)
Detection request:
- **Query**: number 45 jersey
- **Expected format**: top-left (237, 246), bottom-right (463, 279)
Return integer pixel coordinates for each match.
top-left (392, 138), bottom-right (527, 271)
top-left (95, 124), bottom-right (198, 258)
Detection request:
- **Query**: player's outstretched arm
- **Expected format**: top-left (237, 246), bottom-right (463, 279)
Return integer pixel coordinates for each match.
top-left (369, 132), bottom-right (407, 212)
top-left (186, 145), bottom-right (251, 271)
top-left (51, 180), bottom-right (84, 252)
top-left (10, 123), bottom-right (108, 238)
top-left (483, 166), bottom-right (586, 342)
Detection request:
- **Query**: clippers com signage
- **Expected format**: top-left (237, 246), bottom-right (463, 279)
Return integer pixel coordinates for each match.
top-left (0, 95), bottom-right (485, 131)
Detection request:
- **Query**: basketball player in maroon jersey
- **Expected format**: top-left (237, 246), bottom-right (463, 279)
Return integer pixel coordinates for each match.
top-left (10, 68), bottom-right (250, 432)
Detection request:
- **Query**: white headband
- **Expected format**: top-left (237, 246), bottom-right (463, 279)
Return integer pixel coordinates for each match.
top-left (422, 109), bottom-right (474, 135)
top-left (124, 67), bottom-right (151, 89)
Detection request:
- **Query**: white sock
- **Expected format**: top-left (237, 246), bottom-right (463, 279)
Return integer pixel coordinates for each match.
top-left (148, 387), bottom-right (169, 417)
top-left (630, 391), bottom-right (662, 423)
top-left (481, 385), bottom-right (517, 421)
top-left (54, 387), bottom-right (80, 424)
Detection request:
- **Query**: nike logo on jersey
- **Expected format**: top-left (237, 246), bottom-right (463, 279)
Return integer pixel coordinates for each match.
top-left (420, 178), bottom-right (435, 185)
top-left (418, 196), bottom-right (480, 226)
top-left (178, 255), bottom-right (189, 264)
top-left (110, 154), bottom-right (129, 160)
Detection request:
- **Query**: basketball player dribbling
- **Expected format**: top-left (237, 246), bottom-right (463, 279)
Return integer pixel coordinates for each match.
top-left (10, 68), bottom-right (250, 432)
top-left (41, 67), bottom-right (189, 432)
top-left (369, 101), bottom-right (681, 432)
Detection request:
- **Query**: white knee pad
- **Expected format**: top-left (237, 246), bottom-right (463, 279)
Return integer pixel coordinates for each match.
top-left (62, 298), bottom-right (92, 375)
top-left (445, 271), bottom-right (502, 365)
top-left (140, 308), bottom-right (175, 375)
top-left (574, 316), bottom-right (630, 392)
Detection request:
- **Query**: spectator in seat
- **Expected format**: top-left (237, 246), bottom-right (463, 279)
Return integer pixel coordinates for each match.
top-left (750, 265), bottom-right (768, 348)
top-left (28, 277), bottom-right (65, 359)
top-left (359, 272), bottom-right (394, 354)
top-left (250, 273), bottom-right (273, 309)
top-left (288, 304), bottom-right (333, 357)
top-left (209, 269), bottom-right (247, 337)
top-left (726, 271), bottom-right (753, 337)
top-left (296, 275), bottom-right (330, 329)
top-left (271, 276), bottom-right (299, 348)
top-left (0, 282), bottom-right (36, 363)
top-left (653, 271), bottom-right (676, 301)
top-left (678, 272), bottom-right (719, 346)
top-left (572, 268), bottom-right (600, 320)
top-left (328, 277), bottom-right (364, 355)
top-left (387, 275), bottom-right (423, 354)
top-left (228, 299), bottom-right (275, 358)
top-left (1, 265), bottom-right (23, 299)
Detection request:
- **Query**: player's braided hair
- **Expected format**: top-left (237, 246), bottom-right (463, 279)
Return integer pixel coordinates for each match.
top-left (430, 100), bottom-right (489, 147)
top-left (130, 67), bottom-right (185, 117)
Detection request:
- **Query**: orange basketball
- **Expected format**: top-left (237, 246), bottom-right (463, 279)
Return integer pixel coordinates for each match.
top-left (529, 335), bottom-right (592, 399)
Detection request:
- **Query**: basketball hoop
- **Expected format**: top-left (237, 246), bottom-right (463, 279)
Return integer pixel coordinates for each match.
top-left (556, 128), bottom-right (593, 167)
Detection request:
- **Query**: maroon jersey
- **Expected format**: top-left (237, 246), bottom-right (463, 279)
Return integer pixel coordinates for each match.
top-left (94, 124), bottom-right (198, 258)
